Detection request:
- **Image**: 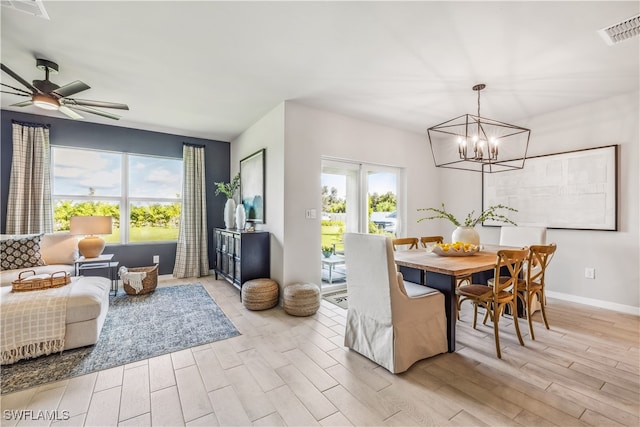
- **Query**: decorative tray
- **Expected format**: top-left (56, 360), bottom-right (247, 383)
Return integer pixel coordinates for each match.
top-left (431, 244), bottom-right (479, 257)
top-left (11, 270), bottom-right (71, 292)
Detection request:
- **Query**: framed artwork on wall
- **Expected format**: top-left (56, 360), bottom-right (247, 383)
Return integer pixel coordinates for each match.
top-left (482, 145), bottom-right (618, 230)
top-left (240, 149), bottom-right (265, 224)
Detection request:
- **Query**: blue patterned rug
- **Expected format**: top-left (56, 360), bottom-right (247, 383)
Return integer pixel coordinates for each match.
top-left (1, 284), bottom-right (240, 394)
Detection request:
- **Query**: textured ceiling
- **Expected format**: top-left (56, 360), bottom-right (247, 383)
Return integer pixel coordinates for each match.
top-left (1, 1), bottom-right (638, 141)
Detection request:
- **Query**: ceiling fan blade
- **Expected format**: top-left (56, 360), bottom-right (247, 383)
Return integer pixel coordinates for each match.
top-left (10, 100), bottom-right (34, 107)
top-left (67, 105), bottom-right (121, 120)
top-left (1, 63), bottom-right (38, 94)
top-left (52, 80), bottom-right (91, 98)
top-left (1, 90), bottom-right (30, 97)
top-left (59, 105), bottom-right (84, 120)
top-left (63, 98), bottom-right (129, 110)
top-left (1, 82), bottom-right (32, 95)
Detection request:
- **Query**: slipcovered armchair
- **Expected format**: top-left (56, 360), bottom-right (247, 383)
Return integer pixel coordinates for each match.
top-left (343, 233), bottom-right (448, 373)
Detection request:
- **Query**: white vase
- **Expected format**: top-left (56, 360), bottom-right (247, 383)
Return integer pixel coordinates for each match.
top-left (235, 203), bottom-right (246, 230)
top-left (224, 198), bottom-right (236, 229)
top-left (452, 226), bottom-right (480, 245)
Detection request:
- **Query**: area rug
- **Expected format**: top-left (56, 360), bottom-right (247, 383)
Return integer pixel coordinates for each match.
top-left (323, 289), bottom-right (348, 309)
top-left (1, 284), bottom-right (239, 395)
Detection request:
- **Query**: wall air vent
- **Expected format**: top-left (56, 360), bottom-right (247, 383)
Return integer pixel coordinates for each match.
top-left (0, 0), bottom-right (50, 20)
top-left (598, 13), bottom-right (640, 45)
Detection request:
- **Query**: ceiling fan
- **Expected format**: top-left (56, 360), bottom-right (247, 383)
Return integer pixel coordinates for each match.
top-left (1, 58), bottom-right (129, 120)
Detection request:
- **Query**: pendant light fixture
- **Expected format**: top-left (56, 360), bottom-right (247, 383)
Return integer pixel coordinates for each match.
top-left (427, 84), bottom-right (531, 173)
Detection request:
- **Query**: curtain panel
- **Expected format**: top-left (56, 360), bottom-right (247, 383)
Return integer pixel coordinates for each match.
top-left (6, 122), bottom-right (53, 234)
top-left (173, 144), bottom-right (209, 278)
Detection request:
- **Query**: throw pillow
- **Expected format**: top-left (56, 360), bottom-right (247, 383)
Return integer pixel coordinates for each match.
top-left (0, 234), bottom-right (46, 271)
top-left (40, 232), bottom-right (79, 265)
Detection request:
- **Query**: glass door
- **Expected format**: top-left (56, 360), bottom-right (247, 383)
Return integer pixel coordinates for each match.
top-left (320, 159), bottom-right (403, 291)
top-left (366, 166), bottom-right (400, 238)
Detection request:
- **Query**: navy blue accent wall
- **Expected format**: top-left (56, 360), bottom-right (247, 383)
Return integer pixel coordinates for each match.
top-left (1, 110), bottom-right (230, 275)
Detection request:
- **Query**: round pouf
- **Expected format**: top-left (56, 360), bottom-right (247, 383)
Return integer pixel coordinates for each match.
top-left (242, 278), bottom-right (279, 311)
top-left (284, 283), bottom-right (320, 316)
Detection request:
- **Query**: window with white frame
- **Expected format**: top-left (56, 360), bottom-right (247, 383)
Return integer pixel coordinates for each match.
top-left (51, 146), bottom-right (182, 244)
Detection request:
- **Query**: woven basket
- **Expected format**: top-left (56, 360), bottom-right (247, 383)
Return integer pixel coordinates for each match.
top-left (123, 264), bottom-right (158, 295)
top-left (12, 270), bottom-right (71, 292)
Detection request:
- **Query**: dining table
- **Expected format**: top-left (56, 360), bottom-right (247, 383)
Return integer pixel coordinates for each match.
top-left (394, 244), bottom-right (512, 352)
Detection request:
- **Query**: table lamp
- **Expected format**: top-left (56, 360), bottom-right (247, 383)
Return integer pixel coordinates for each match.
top-left (70, 216), bottom-right (113, 258)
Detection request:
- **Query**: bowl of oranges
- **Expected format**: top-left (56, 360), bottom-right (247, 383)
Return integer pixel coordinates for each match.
top-left (431, 241), bottom-right (479, 257)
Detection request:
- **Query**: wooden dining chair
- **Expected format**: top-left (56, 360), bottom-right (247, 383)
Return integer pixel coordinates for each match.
top-left (420, 235), bottom-right (444, 247)
top-left (392, 237), bottom-right (419, 251)
top-left (517, 243), bottom-right (557, 340)
top-left (456, 248), bottom-right (528, 358)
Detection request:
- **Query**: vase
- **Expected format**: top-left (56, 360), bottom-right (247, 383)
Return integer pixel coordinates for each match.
top-left (224, 198), bottom-right (236, 229)
top-left (452, 226), bottom-right (480, 245)
top-left (235, 203), bottom-right (246, 230)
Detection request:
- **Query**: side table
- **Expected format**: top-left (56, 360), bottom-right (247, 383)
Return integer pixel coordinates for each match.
top-left (75, 254), bottom-right (119, 296)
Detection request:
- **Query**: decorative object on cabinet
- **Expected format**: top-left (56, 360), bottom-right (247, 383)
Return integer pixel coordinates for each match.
top-left (213, 228), bottom-right (270, 298)
top-left (214, 173), bottom-right (240, 230)
top-left (240, 149), bottom-right (265, 224)
top-left (235, 203), bottom-right (246, 231)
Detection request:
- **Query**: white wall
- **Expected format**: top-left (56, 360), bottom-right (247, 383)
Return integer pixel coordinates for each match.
top-left (283, 102), bottom-right (441, 288)
top-left (230, 103), bottom-right (286, 285)
top-left (438, 92), bottom-right (640, 313)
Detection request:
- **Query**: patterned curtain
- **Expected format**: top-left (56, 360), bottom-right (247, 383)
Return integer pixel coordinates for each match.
top-left (173, 144), bottom-right (209, 278)
top-left (6, 121), bottom-right (53, 234)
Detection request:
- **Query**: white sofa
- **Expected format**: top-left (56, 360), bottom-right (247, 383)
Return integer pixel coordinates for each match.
top-left (1, 233), bottom-right (110, 354)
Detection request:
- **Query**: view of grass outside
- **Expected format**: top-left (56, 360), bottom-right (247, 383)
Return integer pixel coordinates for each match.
top-left (321, 185), bottom-right (396, 253)
top-left (54, 200), bottom-right (180, 243)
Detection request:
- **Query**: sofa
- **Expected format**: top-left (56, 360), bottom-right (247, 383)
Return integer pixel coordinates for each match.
top-left (0, 233), bottom-right (110, 360)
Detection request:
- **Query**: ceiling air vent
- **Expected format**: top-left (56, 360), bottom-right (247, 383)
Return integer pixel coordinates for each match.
top-left (598, 13), bottom-right (640, 45)
top-left (0, 0), bottom-right (50, 20)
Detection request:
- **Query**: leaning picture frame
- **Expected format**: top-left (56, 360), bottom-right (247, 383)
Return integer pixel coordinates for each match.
top-left (240, 149), bottom-right (266, 224)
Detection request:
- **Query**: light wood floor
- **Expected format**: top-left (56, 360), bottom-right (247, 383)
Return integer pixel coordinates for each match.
top-left (1, 275), bottom-right (639, 426)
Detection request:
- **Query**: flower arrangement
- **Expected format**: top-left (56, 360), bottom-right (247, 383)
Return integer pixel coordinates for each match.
top-left (214, 173), bottom-right (240, 199)
top-left (321, 245), bottom-right (333, 257)
top-left (417, 203), bottom-right (517, 227)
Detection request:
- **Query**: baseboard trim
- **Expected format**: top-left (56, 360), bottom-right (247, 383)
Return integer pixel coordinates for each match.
top-left (546, 291), bottom-right (640, 316)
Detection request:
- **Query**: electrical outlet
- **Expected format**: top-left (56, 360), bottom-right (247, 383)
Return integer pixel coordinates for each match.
top-left (585, 267), bottom-right (595, 279)
top-left (153, 255), bottom-right (160, 264)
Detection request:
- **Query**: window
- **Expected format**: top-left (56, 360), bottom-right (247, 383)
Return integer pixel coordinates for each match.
top-left (52, 147), bottom-right (182, 244)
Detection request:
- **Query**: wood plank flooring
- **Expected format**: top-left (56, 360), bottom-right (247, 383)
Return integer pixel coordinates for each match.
top-left (1, 276), bottom-right (638, 426)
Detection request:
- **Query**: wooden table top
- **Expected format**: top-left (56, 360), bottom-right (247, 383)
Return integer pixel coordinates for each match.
top-left (394, 244), bottom-right (513, 277)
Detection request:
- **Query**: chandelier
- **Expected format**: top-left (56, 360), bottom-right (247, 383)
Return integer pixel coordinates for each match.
top-left (427, 84), bottom-right (531, 173)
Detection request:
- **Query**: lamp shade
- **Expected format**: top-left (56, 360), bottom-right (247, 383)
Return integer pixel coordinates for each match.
top-left (70, 216), bottom-right (113, 258)
top-left (70, 216), bottom-right (113, 235)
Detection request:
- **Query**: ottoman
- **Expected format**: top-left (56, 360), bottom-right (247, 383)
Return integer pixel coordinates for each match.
top-left (283, 283), bottom-right (320, 316)
top-left (242, 278), bottom-right (279, 310)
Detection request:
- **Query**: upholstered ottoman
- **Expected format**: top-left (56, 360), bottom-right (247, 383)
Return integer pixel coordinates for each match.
top-left (0, 276), bottom-right (110, 358)
top-left (242, 278), bottom-right (279, 310)
top-left (283, 283), bottom-right (320, 316)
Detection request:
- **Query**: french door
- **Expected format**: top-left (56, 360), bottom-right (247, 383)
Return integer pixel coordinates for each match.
top-left (321, 158), bottom-right (402, 288)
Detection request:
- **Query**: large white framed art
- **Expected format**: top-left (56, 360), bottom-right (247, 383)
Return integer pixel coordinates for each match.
top-left (482, 145), bottom-right (618, 230)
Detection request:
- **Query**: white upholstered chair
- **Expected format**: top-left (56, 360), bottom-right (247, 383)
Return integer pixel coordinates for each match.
top-left (343, 233), bottom-right (448, 373)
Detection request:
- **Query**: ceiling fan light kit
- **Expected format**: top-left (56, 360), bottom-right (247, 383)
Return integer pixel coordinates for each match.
top-left (1, 58), bottom-right (129, 120)
top-left (427, 84), bottom-right (531, 173)
top-left (32, 93), bottom-right (59, 110)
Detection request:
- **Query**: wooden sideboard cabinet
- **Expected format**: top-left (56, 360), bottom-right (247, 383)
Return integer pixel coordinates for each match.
top-left (213, 228), bottom-right (270, 295)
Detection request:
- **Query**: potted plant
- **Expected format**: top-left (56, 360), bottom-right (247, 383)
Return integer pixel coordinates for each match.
top-left (214, 173), bottom-right (241, 229)
top-left (417, 203), bottom-right (517, 245)
top-left (321, 245), bottom-right (333, 258)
